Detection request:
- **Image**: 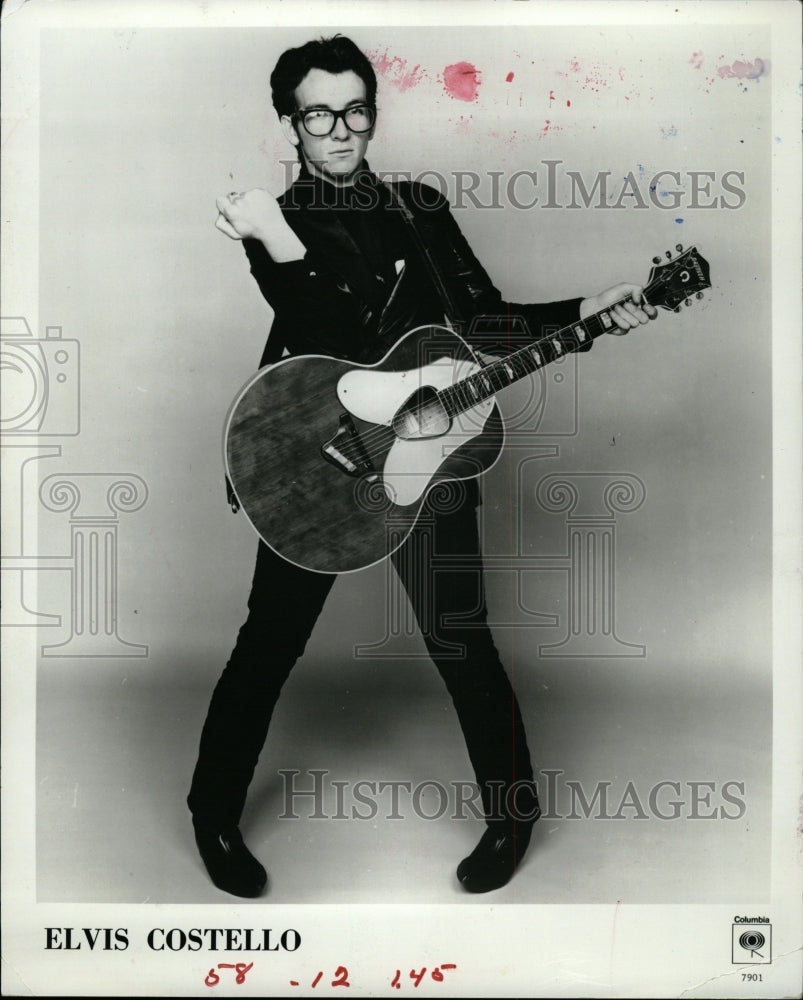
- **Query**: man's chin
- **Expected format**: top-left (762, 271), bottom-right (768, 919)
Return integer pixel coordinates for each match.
top-left (311, 158), bottom-right (361, 185)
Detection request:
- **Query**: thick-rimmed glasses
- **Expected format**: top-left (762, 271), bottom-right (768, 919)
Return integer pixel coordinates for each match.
top-left (292, 104), bottom-right (376, 137)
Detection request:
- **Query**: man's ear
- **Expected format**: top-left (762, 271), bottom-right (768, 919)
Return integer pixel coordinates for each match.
top-left (280, 115), bottom-right (300, 147)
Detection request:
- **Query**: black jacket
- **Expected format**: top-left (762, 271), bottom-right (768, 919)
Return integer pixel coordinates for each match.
top-left (241, 168), bottom-right (588, 369)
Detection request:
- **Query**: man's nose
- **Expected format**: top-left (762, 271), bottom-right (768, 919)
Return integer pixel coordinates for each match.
top-left (331, 115), bottom-right (350, 140)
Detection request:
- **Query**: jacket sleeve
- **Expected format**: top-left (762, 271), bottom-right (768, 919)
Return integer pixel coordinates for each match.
top-left (242, 238), bottom-right (372, 365)
top-left (412, 186), bottom-right (590, 357)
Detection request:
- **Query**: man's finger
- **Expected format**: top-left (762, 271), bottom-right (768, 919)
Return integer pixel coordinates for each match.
top-left (611, 304), bottom-right (638, 329)
top-left (622, 301), bottom-right (651, 324)
top-left (215, 213), bottom-right (242, 240)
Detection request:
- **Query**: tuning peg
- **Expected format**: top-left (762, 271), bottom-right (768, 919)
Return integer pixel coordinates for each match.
top-left (665, 251), bottom-right (672, 258)
top-left (696, 291), bottom-right (704, 299)
top-left (675, 243), bottom-right (683, 252)
top-left (685, 298), bottom-right (692, 306)
top-left (652, 256), bottom-right (661, 264)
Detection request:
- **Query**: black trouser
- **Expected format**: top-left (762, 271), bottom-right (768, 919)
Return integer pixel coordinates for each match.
top-left (187, 499), bottom-right (538, 831)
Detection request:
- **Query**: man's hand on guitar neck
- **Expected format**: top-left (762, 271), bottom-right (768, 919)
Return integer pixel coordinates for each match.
top-left (580, 283), bottom-right (658, 334)
top-left (215, 188), bottom-right (307, 263)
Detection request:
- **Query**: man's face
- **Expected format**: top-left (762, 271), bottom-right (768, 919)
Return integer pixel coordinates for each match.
top-left (281, 68), bottom-right (374, 185)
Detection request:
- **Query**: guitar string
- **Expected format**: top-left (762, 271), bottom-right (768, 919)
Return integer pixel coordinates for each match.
top-left (242, 273), bottom-right (700, 470)
top-left (316, 286), bottom-right (662, 458)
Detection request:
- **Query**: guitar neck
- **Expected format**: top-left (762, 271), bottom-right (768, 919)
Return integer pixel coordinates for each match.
top-left (439, 298), bottom-right (631, 418)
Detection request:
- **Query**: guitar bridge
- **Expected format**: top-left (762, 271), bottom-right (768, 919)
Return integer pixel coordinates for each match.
top-left (321, 412), bottom-right (378, 480)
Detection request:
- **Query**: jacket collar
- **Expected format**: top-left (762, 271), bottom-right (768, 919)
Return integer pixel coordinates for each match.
top-left (277, 162), bottom-right (391, 308)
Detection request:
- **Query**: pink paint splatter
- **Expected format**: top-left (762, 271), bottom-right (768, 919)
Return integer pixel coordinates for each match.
top-left (717, 57), bottom-right (767, 80)
top-left (583, 66), bottom-right (609, 91)
top-left (538, 119), bottom-right (561, 139)
top-left (443, 62), bottom-right (481, 102)
top-left (369, 49), bottom-right (426, 92)
top-left (506, 71), bottom-right (515, 82)
top-left (689, 51), bottom-right (704, 70)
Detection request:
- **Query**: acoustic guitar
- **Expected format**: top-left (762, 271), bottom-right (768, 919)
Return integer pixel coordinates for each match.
top-left (224, 245), bottom-right (710, 573)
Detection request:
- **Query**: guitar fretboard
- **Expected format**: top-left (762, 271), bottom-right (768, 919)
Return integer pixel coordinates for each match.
top-left (439, 301), bottom-right (627, 417)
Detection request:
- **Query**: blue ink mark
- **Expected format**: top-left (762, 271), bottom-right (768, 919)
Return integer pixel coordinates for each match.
top-left (660, 125), bottom-right (678, 139)
top-left (675, 218), bottom-right (684, 224)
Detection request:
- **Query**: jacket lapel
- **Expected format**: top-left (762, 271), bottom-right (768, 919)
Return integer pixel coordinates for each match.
top-left (279, 178), bottom-right (387, 311)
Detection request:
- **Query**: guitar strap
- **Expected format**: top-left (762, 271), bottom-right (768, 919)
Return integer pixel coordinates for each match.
top-left (381, 180), bottom-right (466, 329)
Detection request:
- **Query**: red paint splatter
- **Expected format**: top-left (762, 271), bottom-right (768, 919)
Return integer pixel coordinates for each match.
top-left (548, 89), bottom-right (556, 105)
top-left (369, 49), bottom-right (426, 91)
top-left (443, 62), bottom-right (481, 102)
top-left (506, 71), bottom-right (514, 82)
top-left (566, 100), bottom-right (571, 107)
top-left (689, 51), bottom-right (704, 69)
top-left (539, 119), bottom-right (561, 138)
top-left (717, 57), bottom-right (766, 80)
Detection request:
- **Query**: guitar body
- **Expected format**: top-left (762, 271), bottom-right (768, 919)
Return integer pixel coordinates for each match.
top-left (225, 325), bottom-right (505, 573)
top-left (223, 246), bottom-right (711, 575)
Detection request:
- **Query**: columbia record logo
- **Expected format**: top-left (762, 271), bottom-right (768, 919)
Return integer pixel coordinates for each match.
top-left (732, 922), bottom-right (771, 964)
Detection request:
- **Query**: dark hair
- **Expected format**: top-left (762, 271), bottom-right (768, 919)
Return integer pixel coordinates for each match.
top-left (270, 35), bottom-right (378, 118)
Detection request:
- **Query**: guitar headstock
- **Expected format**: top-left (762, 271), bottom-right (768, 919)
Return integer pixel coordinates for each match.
top-left (644, 244), bottom-right (711, 312)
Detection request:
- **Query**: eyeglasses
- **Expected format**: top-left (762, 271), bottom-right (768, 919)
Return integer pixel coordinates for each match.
top-left (292, 104), bottom-right (376, 137)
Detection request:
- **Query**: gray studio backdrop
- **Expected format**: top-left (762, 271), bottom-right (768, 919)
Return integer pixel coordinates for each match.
top-left (31, 24), bottom-right (771, 902)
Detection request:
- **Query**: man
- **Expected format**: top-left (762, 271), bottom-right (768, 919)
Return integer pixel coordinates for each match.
top-left (189, 35), bottom-right (656, 898)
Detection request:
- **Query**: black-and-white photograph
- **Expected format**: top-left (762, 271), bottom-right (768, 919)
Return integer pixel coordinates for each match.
top-left (2, 1), bottom-right (800, 996)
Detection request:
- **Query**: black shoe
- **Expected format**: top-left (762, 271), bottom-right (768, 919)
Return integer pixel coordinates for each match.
top-left (193, 822), bottom-right (267, 898)
top-left (456, 824), bottom-right (533, 894)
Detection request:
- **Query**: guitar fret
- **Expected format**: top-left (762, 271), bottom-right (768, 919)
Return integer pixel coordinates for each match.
top-left (433, 249), bottom-right (712, 420)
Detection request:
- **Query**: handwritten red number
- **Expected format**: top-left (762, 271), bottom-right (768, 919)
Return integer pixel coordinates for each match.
top-left (311, 971), bottom-right (323, 988)
top-left (410, 968), bottom-right (426, 987)
top-left (391, 969), bottom-right (401, 989)
top-left (331, 965), bottom-right (350, 987)
top-left (431, 967), bottom-right (443, 982)
top-left (234, 962), bottom-right (253, 985)
top-left (205, 962), bottom-right (254, 987)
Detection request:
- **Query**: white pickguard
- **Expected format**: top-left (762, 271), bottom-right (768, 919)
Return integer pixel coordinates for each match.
top-left (337, 357), bottom-right (495, 506)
